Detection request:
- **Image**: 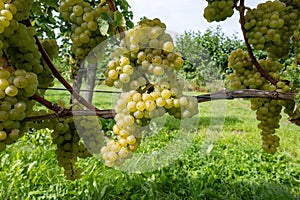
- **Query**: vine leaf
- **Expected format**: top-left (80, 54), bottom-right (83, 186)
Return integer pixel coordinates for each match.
top-left (98, 16), bottom-right (110, 36)
top-left (113, 11), bottom-right (126, 27)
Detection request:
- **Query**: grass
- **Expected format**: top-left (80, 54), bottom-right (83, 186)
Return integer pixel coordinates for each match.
top-left (0, 84), bottom-right (300, 199)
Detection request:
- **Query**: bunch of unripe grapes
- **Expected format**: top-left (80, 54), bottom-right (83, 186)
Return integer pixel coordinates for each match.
top-left (250, 98), bottom-right (282, 153)
top-left (0, 68), bottom-right (38, 152)
top-left (101, 18), bottom-right (199, 167)
top-left (227, 48), bottom-right (292, 153)
top-left (59, 0), bottom-right (111, 59)
top-left (203, 0), bottom-right (235, 22)
top-left (104, 18), bottom-right (184, 90)
top-left (73, 103), bottom-right (104, 154)
top-left (227, 49), bottom-right (260, 89)
top-left (227, 49), bottom-right (289, 92)
top-left (101, 86), bottom-right (198, 167)
top-left (41, 39), bottom-right (59, 59)
top-left (51, 117), bottom-right (91, 180)
top-left (244, 1), bottom-right (299, 58)
top-left (2, 16), bottom-right (54, 90)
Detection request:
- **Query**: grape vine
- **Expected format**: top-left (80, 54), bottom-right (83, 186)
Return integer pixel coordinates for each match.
top-left (0, 0), bottom-right (299, 180)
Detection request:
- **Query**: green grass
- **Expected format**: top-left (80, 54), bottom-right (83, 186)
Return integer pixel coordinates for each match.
top-left (0, 86), bottom-right (300, 199)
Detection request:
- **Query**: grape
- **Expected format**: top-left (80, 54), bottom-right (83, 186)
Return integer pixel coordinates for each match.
top-left (5, 85), bottom-right (18, 97)
top-left (162, 41), bottom-right (174, 52)
top-left (0, 131), bottom-right (7, 141)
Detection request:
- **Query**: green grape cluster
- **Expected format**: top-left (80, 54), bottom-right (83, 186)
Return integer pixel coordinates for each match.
top-left (59, 0), bottom-right (111, 59)
top-left (244, 1), bottom-right (299, 58)
top-left (101, 85), bottom-right (198, 167)
top-left (101, 18), bottom-right (198, 167)
top-left (11, 0), bottom-right (33, 21)
top-left (203, 0), bottom-right (235, 22)
top-left (73, 102), bottom-right (104, 154)
top-left (104, 18), bottom-right (184, 90)
top-left (227, 49), bottom-right (261, 89)
top-left (0, 68), bottom-right (38, 152)
top-left (41, 39), bottom-right (59, 59)
top-left (51, 117), bottom-right (91, 180)
top-left (250, 98), bottom-right (282, 153)
top-left (3, 20), bottom-right (54, 90)
top-left (26, 100), bottom-right (94, 180)
top-left (227, 49), bottom-right (287, 91)
top-left (227, 49), bottom-right (291, 153)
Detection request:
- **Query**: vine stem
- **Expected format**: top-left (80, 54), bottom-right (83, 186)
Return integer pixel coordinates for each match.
top-left (24, 20), bottom-right (101, 112)
top-left (31, 94), bottom-right (62, 113)
top-left (196, 89), bottom-right (295, 102)
top-left (238, 0), bottom-right (277, 85)
top-left (24, 89), bottom-right (296, 121)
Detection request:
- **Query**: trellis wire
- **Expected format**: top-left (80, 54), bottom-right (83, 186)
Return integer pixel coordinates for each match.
top-left (38, 87), bottom-right (121, 94)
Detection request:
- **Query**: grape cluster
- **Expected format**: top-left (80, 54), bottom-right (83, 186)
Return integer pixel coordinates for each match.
top-left (250, 98), bottom-right (282, 153)
top-left (73, 103), bottom-right (104, 154)
top-left (0, 0), bottom-right (55, 90)
top-left (101, 18), bottom-right (198, 167)
top-left (41, 39), bottom-right (59, 59)
top-left (2, 16), bottom-right (54, 89)
top-left (227, 49), bottom-right (260, 89)
top-left (11, 0), bottom-right (33, 21)
top-left (227, 49), bottom-right (291, 153)
top-left (104, 18), bottom-right (184, 90)
top-left (101, 85), bottom-right (198, 167)
top-left (244, 1), bottom-right (299, 58)
top-left (59, 0), bottom-right (111, 59)
top-left (0, 68), bottom-right (38, 152)
top-left (203, 0), bottom-right (235, 22)
top-left (227, 49), bottom-right (286, 91)
top-left (51, 117), bottom-right (91, 180)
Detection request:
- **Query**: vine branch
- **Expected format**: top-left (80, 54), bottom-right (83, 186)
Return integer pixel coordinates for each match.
top-left (24, 20), bottom-right (101, 112)
top-left (196, 89), bottom-right (295, 102)
top-left (24, 109), bottom-right (116, 121)
top-left (238, 0), bottom-right (277, 85)
top-left (24, 89), bottom-right (296, 121)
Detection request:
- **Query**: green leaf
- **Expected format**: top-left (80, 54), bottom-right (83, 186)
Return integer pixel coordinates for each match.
top-left (97, 17), bottom-right (110, 36)
top-left (113, 11), bottom-right (126, 27)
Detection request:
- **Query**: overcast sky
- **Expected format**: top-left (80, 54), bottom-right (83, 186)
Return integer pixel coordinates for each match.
top-left (126, 0), bottom-right (265, 39)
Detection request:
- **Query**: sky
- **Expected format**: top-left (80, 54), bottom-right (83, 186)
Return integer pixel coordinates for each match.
top-left (126, 0), bottom-right (265, 39)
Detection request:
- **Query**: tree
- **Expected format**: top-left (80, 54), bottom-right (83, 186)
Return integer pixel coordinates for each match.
top-left (0, 0), bottom-right (299, 180)
top-left (175, 27), bottom-right (244, 89)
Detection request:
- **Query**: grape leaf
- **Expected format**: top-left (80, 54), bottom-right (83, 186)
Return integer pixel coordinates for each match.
top-left (97, 18), bottom-right (110, 36)
top-left (113, 11), bottom-right (126, 27)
